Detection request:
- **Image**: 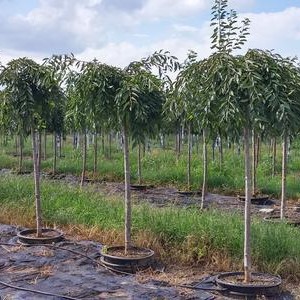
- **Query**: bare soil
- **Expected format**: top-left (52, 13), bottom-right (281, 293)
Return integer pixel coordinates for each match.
top-left (24, 231), bottom-right (60, 238)
top-left (105, 247), bottom-right (153, 258)
top-left (219, 273), bottom-right (280, 286)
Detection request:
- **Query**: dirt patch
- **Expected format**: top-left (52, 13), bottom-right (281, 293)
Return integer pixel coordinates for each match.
top-left (104, 246), bottom-right (153, 258)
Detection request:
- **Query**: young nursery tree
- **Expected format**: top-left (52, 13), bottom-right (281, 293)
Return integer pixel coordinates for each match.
top-left (116, 51), bottom-right (179, 253)
top-left (66, 59), bottom-right (121, 187)
top-left (0, 58), bottom-right (60, 236)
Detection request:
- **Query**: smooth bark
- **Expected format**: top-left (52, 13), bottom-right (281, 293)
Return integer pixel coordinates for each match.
top-left (256, 136), bottom-right (260, 167)
top-left (18, 134), bottom-right (23, 173)
top-left (101, 131), bottom-right (105, 155)
top-left (15, 135), bottom-right (18, 156)
top-left (137, 142), bottom-right (142, 185)
top-left (43, 130), bottom-right (47, 160)
top-left (212, 140), bottom-right (215, 161)
top-left (187, 123), bottom-right (191, 190)
top-left (272, 137), bottom-right (277, 177)
top-left (93, 132), bottom-right (98, 174)
top-left (252, 130), bottom-right (257, 195)
top-left (219, 136), bottom-right (223, 170)
top-left (72, 133), bottom-right (76, 149)
top-left (80, 132), bottom-right (87, 188)
top-left (201, 128), bottom-right (207, 210)
top-left (52, 132), bottom-right (57, 175)
top-left (281, 133), bottom-right (288, 219)
top-left (32, 128), bottom-right (42, 237)
top-left (108, 133), bottom-right (112, 159)
top-left (243, 126), bottom-right (252, 283)
top-left (58, 134), bottom-right (62, 158)
top-left (123, 122), bottom-right (132, 253)
top-left (176, 125), bottom-right (181, 159)
top-left (38, 131), bottom-right (42, 170)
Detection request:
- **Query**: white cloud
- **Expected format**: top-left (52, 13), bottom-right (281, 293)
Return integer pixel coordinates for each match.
top-left (136, 0), bottom-right (208, 20)
top-left (0, 48), bottom-right (45, 65)
top-left (244, 7), bottom-right (300, 56)
top-left (12, 0), bottom-right (106, 49)
top-left (77, 43), bottom-right (149, 68)
top-left (76, 32), bottom-right (212, 69)
top-left (173, 24), bottom-right (199, 33)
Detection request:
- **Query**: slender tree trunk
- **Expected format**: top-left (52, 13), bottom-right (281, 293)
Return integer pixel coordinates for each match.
top-left (252, 130), bottom-right (257, 195)
top-left (272, 137), bottom-right (276, 177)
top-left (281, 132), bottom-right (288, 219)
top-left (80, 132), bottom-right (87, 188)
top-left (219, 136), bottom-right (223, 170)
top-left (15, 135), bottom-right (18, 156)
top-left (73, 132), bottom-right (76, 150)
top-left (201, 128), bottom-right (207, 210)
top-left (212, 140), bottom-right (215, 161)
top-left (58, 134), bottom-right (62, 158)
top-left (138, 142), bottom-right (142, 185)
top-left (52, 132), bottom-right (57, 175)
top-left (123, 122), bottom-right (132, 253)
top-left (161, 133), bottom-right (165, 149)
top-left (243, 126), bottom-right (252, 283)
top-left (18, 134), bottom-right (23, 173)
top-left (51, 134), bottom-right (54, 152)
top-left (256, 136), bottom-right (260, 167)
top-left (175, 125), bottom-right (181, 159)
top-left (32, 128), bottom-right (42, 237)
top-left (101, 131), bottom-right (105, 155)
top-left (93, 132), bottom-right (98, 175)
top-left (181, 124), bottom-right (185, 147)
top-left (76, 133), bottom-right (80, 149)
top-left (268, 139), bottom-right (272, 157)
top-left (187, 123), bottom-right (191, 191)
top-left (38, 131), bottom-right (42, 170)
top-left (43, 130), bottom-right (47, 160)
top-left (176, 133), bottom-right (180, 159)
top-left (109, 132), bottom-right (112, 159)
top-left (178, 127), bottom-right (181, 156)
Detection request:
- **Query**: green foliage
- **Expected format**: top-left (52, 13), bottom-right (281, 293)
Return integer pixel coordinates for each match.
top-left (210, 0), bottom-right (250, 53)
top-left (66, 61), bottom-right (121, 133)
top-left (0, 58), bottom-right (63, 133)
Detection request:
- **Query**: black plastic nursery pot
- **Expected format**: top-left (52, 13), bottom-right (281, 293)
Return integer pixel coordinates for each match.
top-left (17, 228), bottom-right (64, 245)
top-left (237, 194), bottom-right (270, 205)
top-left (216, 272), bottom-right (281, 297)
top-left (100, 245), bottom-right (154, 274)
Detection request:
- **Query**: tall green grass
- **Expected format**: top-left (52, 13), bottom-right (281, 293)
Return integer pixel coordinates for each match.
top-left (0, 174), bottom-right (300, 279)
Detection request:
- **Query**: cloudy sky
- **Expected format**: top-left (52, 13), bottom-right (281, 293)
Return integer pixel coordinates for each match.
top-left (0, 0), bottom-right (300, 67)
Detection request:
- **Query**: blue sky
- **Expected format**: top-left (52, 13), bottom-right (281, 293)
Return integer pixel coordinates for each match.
top-left (1, 0), bottom-right (300, 67)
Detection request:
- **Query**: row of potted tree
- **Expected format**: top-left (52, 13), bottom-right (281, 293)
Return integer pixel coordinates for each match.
top-left (1, 0), bottom-right (300, 295)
